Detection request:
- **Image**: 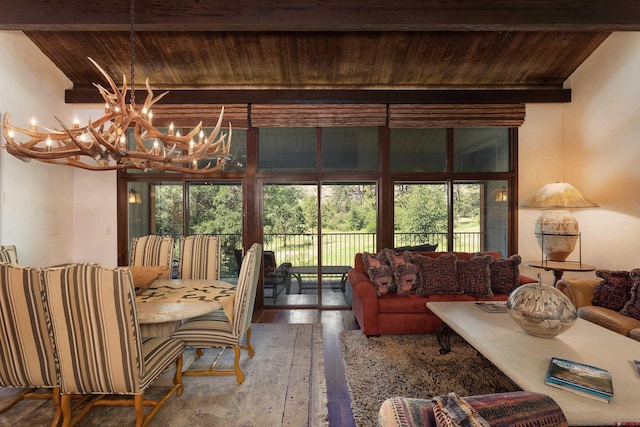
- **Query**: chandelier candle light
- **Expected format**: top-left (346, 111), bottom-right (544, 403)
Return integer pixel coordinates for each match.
top-left (521, 182), bottom-right (598, 262)
top-left (1, 0), bottom-right (232, 173)
top-left (1, 59), bottom-right (231, 173)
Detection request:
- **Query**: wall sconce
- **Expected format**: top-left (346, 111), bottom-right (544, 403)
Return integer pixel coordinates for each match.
top-left (493, 187), bottom-right (508, 202)
top-left (128, 189), bottom-right (142, 204)
top-left (521, 182), bottom-right (598, 261)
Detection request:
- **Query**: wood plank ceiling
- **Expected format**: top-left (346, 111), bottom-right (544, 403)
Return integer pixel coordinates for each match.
top-left (2, 1), bottom-right (640, 105)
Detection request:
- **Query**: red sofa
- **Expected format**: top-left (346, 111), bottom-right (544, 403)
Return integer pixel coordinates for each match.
top-left (348, 251), bottom-right (536, 336)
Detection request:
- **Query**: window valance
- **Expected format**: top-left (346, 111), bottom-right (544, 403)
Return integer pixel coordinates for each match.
top-left (388, 104), bottom-right (526, 128)
top-left (250, 104), bottom-right (387, 127)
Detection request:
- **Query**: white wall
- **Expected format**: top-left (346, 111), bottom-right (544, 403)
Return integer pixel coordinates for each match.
top-left (518, 32), bottom-right (640, 282)
top-left (0, 32), bottom-right (75, 266)
top-left (564, 32), bottom-right (640, 271)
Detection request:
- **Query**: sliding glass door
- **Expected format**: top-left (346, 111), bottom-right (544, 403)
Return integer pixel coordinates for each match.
top-left (262, 182), bottom-right (375, 308)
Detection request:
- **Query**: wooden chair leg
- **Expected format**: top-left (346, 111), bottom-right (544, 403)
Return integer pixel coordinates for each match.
top-left (232, 346), bottom-right (245, 384)
top-left (50, 387), bottom-right (62, 427)
top-left (134, 394), bottom-right (144, 427)
top-left (174, 355), bottom-right (184, 396)
top-left (245, 326), bottom-right (255, 358)
top-left (60, 394), bottom-right (72, 427)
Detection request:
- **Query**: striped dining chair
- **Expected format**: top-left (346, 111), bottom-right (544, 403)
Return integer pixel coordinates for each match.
top-left (178, 235), bottom-right (221, 280)
top-left (129, 235), bottom-right (174, 278)
top-left (0, 263), bottom-right (61, 426)
top-left (172, 242), bottom-right (262, 383)
top-left (42, 263), bottom-right (184, 427)
top-left (0, 245), bottom-right (19, 264)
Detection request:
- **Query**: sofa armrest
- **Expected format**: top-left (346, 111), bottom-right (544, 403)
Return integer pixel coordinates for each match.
top-left (556, 278), bottom-right (601, 308)
top-left (347, 269), bottom-right (381, 335)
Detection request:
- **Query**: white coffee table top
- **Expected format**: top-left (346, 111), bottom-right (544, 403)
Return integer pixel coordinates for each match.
top-left (427, 301), bottom-right (640, 426)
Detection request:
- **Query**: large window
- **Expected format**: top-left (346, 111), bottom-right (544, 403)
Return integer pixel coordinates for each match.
top-left (120, 115), bottom-right (518, 308)
top-left (127, 181), bottom-right (243, 280)
top-left (391, 127), bottom-right (512, 256)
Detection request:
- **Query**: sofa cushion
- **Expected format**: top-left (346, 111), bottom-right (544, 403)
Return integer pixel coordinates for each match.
top-left (378, 293), bottom-right (431, 314)
top-left (386, 250), bottom-right (420, 295)
top-left (592, 270), bottom-right (634, 311)
top-left (362, 251), bottom-right (396, 296)
top-left (457, 255), bottom-right (495, 298)
top-left (620, 269), bottom-right (640, 321)
top-left (489, 255), bottom-right (522, 295)
top-left (412, 253), bottom-right (459, 295)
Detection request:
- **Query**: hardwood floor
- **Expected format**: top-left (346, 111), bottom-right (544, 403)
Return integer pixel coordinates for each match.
top-left (252, 308), bottom-right (359, 427)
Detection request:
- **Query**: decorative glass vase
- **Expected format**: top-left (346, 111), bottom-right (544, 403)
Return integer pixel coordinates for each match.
top-left (507, 276), bottom-right (577, 338)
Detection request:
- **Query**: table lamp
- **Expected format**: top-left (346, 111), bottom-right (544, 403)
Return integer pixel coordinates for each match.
top-left (521, 182), bottom-right (598, 261)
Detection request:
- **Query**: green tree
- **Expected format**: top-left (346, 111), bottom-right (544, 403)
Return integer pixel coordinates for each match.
top-left (263, 185), bottom-right (307, 247)
top-left (154, 185), bottom-right (183, 236)
top-left (394, 184), bottom-right (447, 239)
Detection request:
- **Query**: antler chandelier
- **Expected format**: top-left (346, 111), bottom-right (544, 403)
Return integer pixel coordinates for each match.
top-left (1, 0), bottom-right (231, 174)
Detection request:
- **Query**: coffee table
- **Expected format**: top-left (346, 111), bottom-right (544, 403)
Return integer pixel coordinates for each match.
top-left (427, 301), bottom-right (640, 426)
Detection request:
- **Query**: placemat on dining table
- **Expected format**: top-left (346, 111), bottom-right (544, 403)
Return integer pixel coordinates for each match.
top-left (138, 281), bottom-right (236, 322)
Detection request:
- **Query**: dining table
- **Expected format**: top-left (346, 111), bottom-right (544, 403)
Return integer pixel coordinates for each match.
top-left (136, 278), bottom-right (236, 337)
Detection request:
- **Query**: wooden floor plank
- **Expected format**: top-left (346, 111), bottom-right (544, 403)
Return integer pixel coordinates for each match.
top-left (253, 308), bottom-right (358, 427)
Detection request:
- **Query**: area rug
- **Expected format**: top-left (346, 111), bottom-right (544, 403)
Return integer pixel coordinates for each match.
top-left (340, 331), bottom-right (518, 427)
top-left (0, 323), bottom-right (327, 427)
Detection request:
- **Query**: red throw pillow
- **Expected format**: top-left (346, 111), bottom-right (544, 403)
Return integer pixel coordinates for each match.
top-left (412, 253), bottom-right (458, 296)
top-left (592, 270), bottom-right (634, 311)
top-left (457, 255), bottom-right (495, 298)
top-left (620, 269), bottom-right (640, 320)
top-left (490, 254), bottom-right (522, 295)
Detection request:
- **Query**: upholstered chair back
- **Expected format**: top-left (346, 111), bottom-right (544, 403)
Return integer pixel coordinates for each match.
top-left (232, 243), bottom-right (262, 342)
top-left (178, 235), bottom-right (221, 280)
top-left (42, 263), bottom-right (145, 394)
top-left (0, 245), bottom-right (19, 264)
top-left (0, 263), bottom-right (57, 389)
top-left (129, 235), bottom-right (174, 278)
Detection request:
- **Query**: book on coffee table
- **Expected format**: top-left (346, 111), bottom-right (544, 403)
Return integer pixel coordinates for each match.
top-left (545, 357), bottom-right (613, 403)
top-left (474, 301), bottom-right (508, 313)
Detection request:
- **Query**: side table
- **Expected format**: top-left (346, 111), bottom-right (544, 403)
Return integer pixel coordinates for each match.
top-left (524, 260), bottom-right (595, 286)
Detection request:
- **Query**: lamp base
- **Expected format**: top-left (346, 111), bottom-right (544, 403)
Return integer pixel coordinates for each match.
top-left (534, 210), bottom-right (579, 262)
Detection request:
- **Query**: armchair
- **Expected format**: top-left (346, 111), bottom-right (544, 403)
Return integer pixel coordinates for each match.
top-left (379, 391), bottom-right (568, 427)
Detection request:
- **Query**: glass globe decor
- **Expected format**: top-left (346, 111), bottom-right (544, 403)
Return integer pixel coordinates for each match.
top-left (507, 275), bottom-right (577, 338)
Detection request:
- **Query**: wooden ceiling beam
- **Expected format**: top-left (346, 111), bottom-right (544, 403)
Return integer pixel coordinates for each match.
top-left (65, 88), bottom-right (571, 105)
top-left (2, 0), bottom-right (640, 31)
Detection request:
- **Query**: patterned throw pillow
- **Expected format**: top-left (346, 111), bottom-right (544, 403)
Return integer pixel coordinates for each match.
top-left (385, 249), bottom-right (421, 295)
top-left (592, 270), bottom-right (634, 311)
top-left (432, 393), bottom-right (491, 427)
top-left (412, 253), bottom-right (458, 296)
top-left (362, 251), bottom-right (396, 296)
top-left (620, 269), bottom-right (640, 320)
top-left (489, 254), bottom-right (522, 294)
top-left (457, 255), bottom-right (495, 298)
